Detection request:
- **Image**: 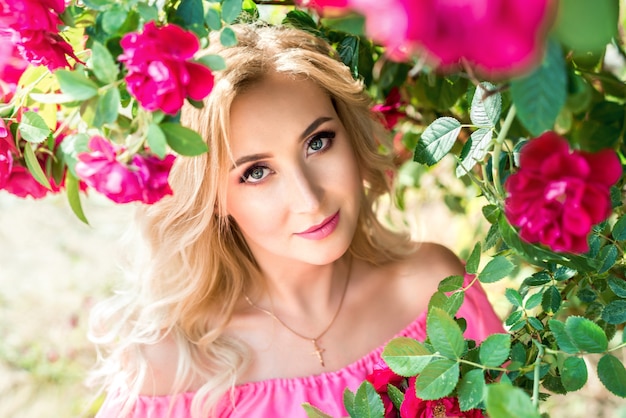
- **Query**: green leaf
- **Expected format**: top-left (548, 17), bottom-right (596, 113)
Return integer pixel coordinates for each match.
top-left (524, 272), bottom-right (551, 286)
top-left (90, 41), bottom-right (119, 84)
top-left (601, 300), bottom-right (626, 325)
top-left (205, 6), bottom-right (222, 31)
top-left (413, 117), bottom-right (461, 166)
top-left (101, 6), bottom-right (128, 34)
top-left (478, 255), bottom-right (514, 283)
top-left (505, 288), bottom-right (523, 308)
top-left (321, 13), bottom-right (365, 36)
top-left (147, 123), bottom-right (168, 159)
top-left (427, 307), bottom-right (466, 359)
top-left (160, 123), bottom-right (208, 156)
top-left (438, 275), bottom-right (464, 292)
top-left (485, 383), bottom-right (541, 418)
top-left (541, 285), bottom-right (561, 314)
top-left (343, 388), bottom-right (356, 417)
top-left (554, 0), bottom-right (618, 54)
top-left (220, 26), bottom-right (238, 47)
top-left (608, 277), bottom-right (626, 298)
top-left (479, 334), bottom-right (511, 367)
top-left (415, 359), bottom-right (460, 400)
top-left (505, 310), bottom-right (523, 327)
top-left (612, 215), bottom-right (626, 241)
top-left (560, 356), bottom-right (587, 392)
top-left (549, 320), bottom-right (578, 354)
top-left (597, 354), bottom-right (626, 397)
top-left (386, 384), bottom-right (404, 411)
top-left (598, 244), bottom-right (618, 274)
top-left (442, 291), bottom-right (465, 317)
top-left (66, 172), bottom-right (89, 225)
top-left (456, 127), bottom-right (493, 177)
top-left (382, 337), bottom-right (433, 376)
top-left (337, 35), bottom-right (360, 80)
top-left (56, 70), bottom-right (99, 101)
top-left (302, 403), bottom-right (333, 418)
top-left (18, 111), bottom-right (51, 143)
top-left (527, 317), bottom-right (544, 331)
top-left (565, 316), bottom-right (608, 353)
top-left (524, 292), bottom-right (543, 310)
top-left (23, 143), bottom-right (51, 189)
top-left (465, 242), bottom-right (481, 275)
top-left (510, 39), bottom-right (566, 136)
top-left (197, 54), bottom-right (227, 71)
top-left (458, 369), bottom-right (486, 411)
top-left (353, 381), bottom-right (385, 418)
top-left (93, 87), bottom-right (120, 128)
top-left (470, 81), bottom-right (502, 127)
top-left (221, 0), bottom-right (242, 24)
top-left (60, 133), bottom-right (90, 176)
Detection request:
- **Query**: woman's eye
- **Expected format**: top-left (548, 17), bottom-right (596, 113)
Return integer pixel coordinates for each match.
top-left (306, 131), bottom-right (335, 156)
top-left (240, 165), bottom-right (271, 184)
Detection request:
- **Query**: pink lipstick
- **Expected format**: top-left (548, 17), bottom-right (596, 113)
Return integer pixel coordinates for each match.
top-left (296, 211), bottom-right (340, 240)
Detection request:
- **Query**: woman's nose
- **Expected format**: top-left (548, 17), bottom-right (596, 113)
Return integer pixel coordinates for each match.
top-left (287, 167), bottom-right (323, 214)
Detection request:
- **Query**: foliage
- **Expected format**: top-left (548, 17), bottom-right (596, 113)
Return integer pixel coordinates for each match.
top-left (1, 0), bottom-right (626, 417)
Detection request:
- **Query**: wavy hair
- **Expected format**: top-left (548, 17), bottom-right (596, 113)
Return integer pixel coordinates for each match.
top-left (88, 23), bottom-right (412, 417)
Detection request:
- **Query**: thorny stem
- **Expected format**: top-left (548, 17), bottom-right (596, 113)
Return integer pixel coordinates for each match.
top-left (491, 105), bottom-right (516, 197)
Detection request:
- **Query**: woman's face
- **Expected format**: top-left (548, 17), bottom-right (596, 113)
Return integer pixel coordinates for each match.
top-left (225, 73), bottom-right (362, 267)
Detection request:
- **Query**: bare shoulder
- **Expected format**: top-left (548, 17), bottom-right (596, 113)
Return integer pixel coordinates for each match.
top-left (389, 242), bottom-right (465, 298)
top-left (137, 333), bottom-right (193, 396)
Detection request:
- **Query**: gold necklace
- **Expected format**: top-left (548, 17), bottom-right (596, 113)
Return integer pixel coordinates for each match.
top-left (244, 259), bottom-right (352, 367)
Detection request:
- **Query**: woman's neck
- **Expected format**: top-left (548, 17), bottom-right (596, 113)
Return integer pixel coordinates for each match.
top-left (249, 255), bottom-right (352, 320)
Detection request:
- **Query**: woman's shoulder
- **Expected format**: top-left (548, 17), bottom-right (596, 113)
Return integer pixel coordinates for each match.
top-left (137, 333), bottom-right (204, 396)
top-left (391, 241), bottom-right (465, 284)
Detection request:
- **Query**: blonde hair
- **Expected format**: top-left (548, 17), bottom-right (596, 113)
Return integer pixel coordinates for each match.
top-left (88, 23), bottom-right (412, 417)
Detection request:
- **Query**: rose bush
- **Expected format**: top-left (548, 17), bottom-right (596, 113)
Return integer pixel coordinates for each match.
top-left (1, 1), bottom-right (625, 417)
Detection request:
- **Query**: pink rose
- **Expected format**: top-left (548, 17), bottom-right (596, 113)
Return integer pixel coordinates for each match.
top-left (75, 136), bottom-right (175, 204)
top-left (317, 0), bottom-right (553, 77)
top-left (0, 0), bottom-right (80, 70)
top-left (400, 377), bottom-right (485, 418)
top-left (504, 132), bottom-right (622, 254)
top-left (0, 35), bottom-right (28, 102)
top-left (119, 22), bottom-right (214, 115)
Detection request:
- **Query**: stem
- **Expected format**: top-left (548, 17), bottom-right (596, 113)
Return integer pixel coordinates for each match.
top-left (532, 342), bottom-right (544, 408)
top-left (491, 105), bottom-right (516, 197)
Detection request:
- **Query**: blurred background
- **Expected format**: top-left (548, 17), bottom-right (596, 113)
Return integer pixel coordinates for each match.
top-left (0, 160), bottom-right (625, 417)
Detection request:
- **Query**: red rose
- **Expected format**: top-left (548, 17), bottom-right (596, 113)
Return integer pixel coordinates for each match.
top-left (366, 362), bottom-right (405, 418)
top-left (372, 88), bottom-right (406, 131)
top-left (0, 130), bottom-right (13, 189)
top-left (504, 132), bottom-right (622, 254)
top-left (119, 22), bottom-right (215, 115)
top-left (400, 377), bottom-right (485, 418)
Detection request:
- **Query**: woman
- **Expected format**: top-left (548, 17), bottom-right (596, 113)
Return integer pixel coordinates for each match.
top-left (90, 23), bottom-right (503, 417)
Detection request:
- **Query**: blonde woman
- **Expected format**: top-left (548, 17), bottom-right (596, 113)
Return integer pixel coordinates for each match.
top-left (90, 23), bottom-right (503, 418)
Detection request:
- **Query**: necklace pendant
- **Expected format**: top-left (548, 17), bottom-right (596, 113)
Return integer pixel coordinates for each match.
top-left (311, 339), bottom-right (326, 367)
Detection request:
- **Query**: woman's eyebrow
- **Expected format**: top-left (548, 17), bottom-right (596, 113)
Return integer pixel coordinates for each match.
top-left (300, 116), bottom-right (333, 141)
top-left (231, 116), bottom-right (334, 170)
top-left (231, 153), bottom-right (271, 170)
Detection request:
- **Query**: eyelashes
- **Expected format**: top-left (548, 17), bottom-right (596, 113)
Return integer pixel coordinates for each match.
top-left (238, 130), bottom-right (337, 184)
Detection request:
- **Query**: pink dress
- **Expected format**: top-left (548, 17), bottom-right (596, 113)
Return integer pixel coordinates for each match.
top-left (96, 282), bottom-right (503, 418)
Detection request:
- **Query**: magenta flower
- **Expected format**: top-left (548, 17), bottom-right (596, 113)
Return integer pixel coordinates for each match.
top-left (372, 87), bottom-right (406, 130)
top-left (0, 0), bottom-right (81, 70)
top-left (118, 22), bottom-right (215, 115)
top-left (75, 136), bottom-right (175, 204)
top-left (400, 377), bottom-right (485, 418)
top-left (0, 129), bottom-right (13, 189)
top-left (311, 0), bottom-right (553, 77)
top-left (504, 132), bottom-right (622, 254)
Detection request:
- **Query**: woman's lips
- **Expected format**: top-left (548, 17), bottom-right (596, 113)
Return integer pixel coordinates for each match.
top-left (296, 211), bottom-right (340, 240)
